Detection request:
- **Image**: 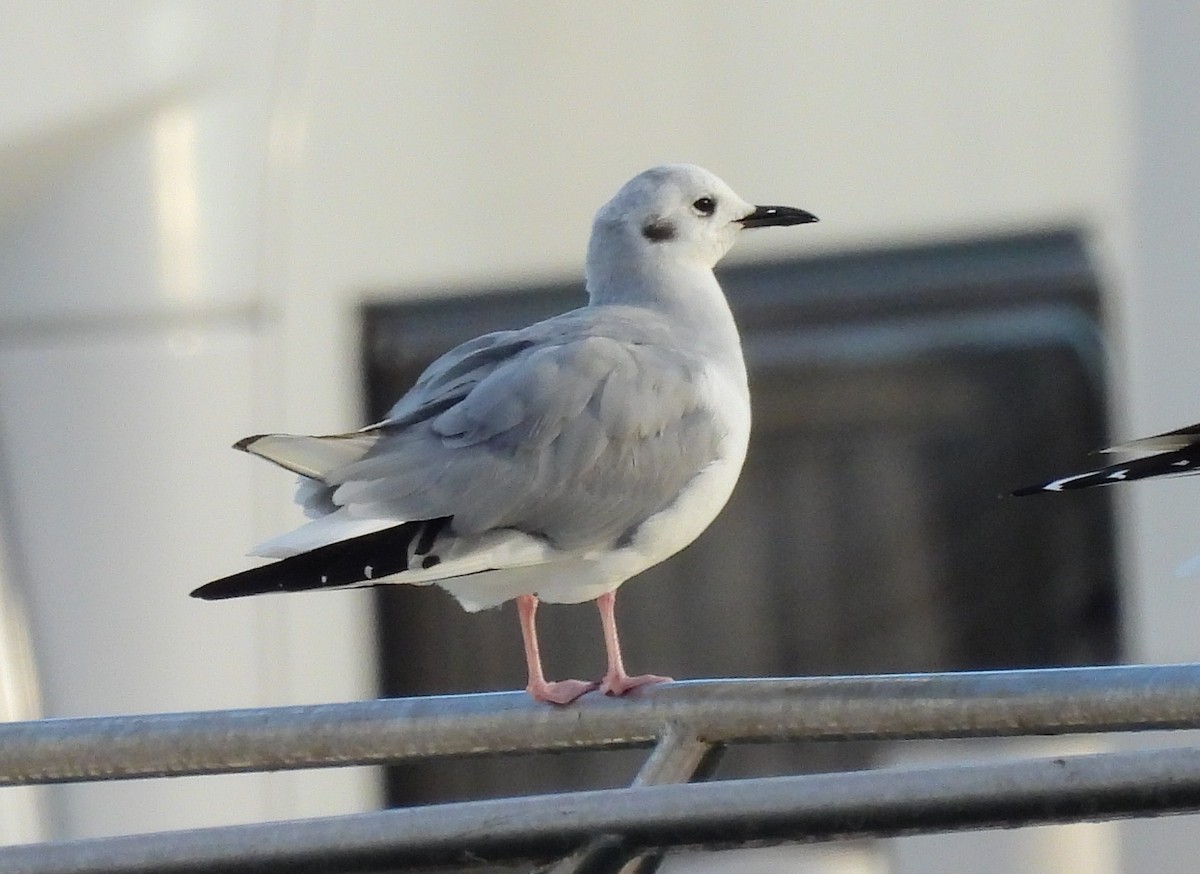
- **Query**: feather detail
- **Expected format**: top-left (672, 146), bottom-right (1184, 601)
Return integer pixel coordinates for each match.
top-left (235, 432), bottom-right (379, 481)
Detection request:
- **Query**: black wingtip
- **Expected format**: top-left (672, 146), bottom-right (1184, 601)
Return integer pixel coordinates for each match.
top-left (1010, 483), bottom-right (1047, 497)
top-left (1010, 445), bottom-right (1200, 497)
top-left (190, 570), bottom-right (285, 601)
top-left (1011, 472), bottom-right (1102, 496)
top-left (192, 518), bottom-right (454, 602)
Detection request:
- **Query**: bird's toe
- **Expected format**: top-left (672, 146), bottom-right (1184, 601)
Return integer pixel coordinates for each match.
top-left (527, 678), bottom-right (598, 705)
top-left (599, 672), bottom-right (672, 697)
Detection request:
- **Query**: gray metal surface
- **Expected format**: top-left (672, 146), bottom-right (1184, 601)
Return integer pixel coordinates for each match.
top-left (550, 725), bottom-right (721, 874)
top-left (6, 663), bottom-right (1200, 873)
top-left (6, 744), bottom-right (1200, 873)
top-left (4, 663), bottom-right (1200, 786)
top-left (630, 724), bottom-right (720, 787)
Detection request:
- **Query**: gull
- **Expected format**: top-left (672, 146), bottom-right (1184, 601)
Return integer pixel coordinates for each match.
top-left (192, 164), bottom-right (817, 704)
top-left (1013, 422), bottom-right (1200, 495)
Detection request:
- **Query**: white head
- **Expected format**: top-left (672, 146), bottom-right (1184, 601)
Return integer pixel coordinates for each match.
top-left (586, 165), bottom-right (816, 296)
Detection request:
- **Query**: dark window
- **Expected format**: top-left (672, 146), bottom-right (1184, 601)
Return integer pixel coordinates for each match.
top-left (362, 230), bottom-right (1118, 806)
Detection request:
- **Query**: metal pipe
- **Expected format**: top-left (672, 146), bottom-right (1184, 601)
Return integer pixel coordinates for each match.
top-left (5, 745), bottom-right (1200, 874)
top-left (630, 724), bottom-right (721, 787)
top-left (551, 724), bottom-right (721, 874)
top-left (3, 663), bottom-right (1200, 786)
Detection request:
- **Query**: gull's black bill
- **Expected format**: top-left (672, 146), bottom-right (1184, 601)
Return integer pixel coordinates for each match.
top-left (739, 205), bottom-right (819, 228)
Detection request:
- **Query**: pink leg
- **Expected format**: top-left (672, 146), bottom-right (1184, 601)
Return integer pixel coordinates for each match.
top-left (516, 595), bottom-right (597, 705)
top-left (596, 590), bottom-right (671, 696)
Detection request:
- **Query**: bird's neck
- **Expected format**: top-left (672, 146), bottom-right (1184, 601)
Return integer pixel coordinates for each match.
top-left (585, 253), bottom-right (745, 379)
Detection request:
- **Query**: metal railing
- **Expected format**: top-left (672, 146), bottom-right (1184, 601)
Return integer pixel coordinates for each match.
top-left (5, 663), bottom-right (1200, 872)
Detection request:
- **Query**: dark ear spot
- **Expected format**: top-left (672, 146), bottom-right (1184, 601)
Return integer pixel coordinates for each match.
top-left (641, 218), bottom-right (676, 242)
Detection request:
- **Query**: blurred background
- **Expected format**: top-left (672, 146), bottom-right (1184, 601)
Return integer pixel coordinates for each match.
top-left (0, 2), bottom-right (1196, 871)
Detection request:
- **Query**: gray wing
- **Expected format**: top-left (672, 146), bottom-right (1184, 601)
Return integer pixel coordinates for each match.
top-left (331, 317), bottom-right (724, 551)
top-left (231, 332), bottom-right (537, 483)
top-left (374, 329), bottom-right (535, 430)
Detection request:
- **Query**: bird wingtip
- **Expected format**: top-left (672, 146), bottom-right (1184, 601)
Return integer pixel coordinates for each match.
top-left (189, 581), bottom-right (222, 600)
top-left (190, 579), bottom-right (244, 600)
top-left (233, 434), bottom-right (267, 453)
top-left (1010, 484), bottom-right (1046, 497)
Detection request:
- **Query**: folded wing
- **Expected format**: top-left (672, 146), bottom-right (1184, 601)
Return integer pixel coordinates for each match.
top-left (202, 310), bottom-right (726, 606)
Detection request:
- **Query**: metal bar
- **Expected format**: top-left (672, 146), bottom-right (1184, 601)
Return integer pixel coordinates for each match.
top-left (4, 663), bottom-right (1200, 786)
top-left (619, 725), bottom-right (722, 874)
top-left (7, 745), bottom-right (1200, 874)
top-left (631, 724), bottom-right (722, 787)
top-left (550, 724), bottom-right (722, 874)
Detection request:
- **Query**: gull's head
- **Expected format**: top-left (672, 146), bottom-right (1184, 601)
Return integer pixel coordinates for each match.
top-left (588, 164), bottom-right (817, 274)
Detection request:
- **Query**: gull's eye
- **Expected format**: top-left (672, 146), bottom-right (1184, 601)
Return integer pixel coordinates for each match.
top-left (692, 196), bottom-right (716, 216)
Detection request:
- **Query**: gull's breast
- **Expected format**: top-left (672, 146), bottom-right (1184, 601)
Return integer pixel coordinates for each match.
top-left (534, 362), bottom-right (750, 606)
top-left (625, 360), bottom-right (751, 562)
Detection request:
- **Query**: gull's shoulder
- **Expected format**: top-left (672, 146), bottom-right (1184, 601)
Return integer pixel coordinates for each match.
top-left (516, 303), bottom-right (683, 346)
top-left (377, 304), bottom-right (693, 432)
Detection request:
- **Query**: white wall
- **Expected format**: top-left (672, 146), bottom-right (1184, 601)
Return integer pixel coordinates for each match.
top-left (0, 0), bottom-right (375, 840)
top-left (1112, 4), bottom-right (1200, 872)
top-left (4, 3), bottom-right (1195, 870)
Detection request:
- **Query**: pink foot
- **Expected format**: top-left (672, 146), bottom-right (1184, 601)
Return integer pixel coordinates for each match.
top-left (599, 672), bottom-right (672, 697)
top-left (527, 678), bottom-right (599, 705)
